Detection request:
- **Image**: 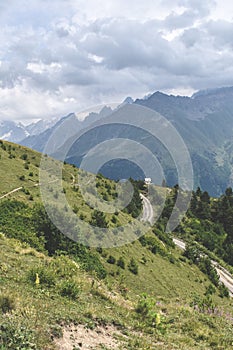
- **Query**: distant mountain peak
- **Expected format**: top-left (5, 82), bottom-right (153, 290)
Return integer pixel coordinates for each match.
top-left (123, 96), bottom-right (134, 104)
top-left (150, 91), bottom-right (168, 98)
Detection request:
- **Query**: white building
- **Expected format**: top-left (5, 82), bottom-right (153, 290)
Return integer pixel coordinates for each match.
top-left (144, 178), bottom-right (152, 185)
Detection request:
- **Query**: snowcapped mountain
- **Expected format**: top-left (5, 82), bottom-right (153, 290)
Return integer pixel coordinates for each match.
top-left (0, 121), bottom-right (29, 143)
top-left (25, 117), bottom-right (60, 136)
top-left (0, 117), bottom-right (60, 143)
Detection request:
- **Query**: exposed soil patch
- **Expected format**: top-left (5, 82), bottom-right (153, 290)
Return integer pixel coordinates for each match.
top-left (54, 323), bottom-right (124, 350)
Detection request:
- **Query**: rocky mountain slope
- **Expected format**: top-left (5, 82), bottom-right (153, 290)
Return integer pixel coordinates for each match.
top-left (17, 86), bottom-right (233, 196)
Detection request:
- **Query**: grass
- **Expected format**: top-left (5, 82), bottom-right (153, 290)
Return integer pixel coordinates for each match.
top-left (0, 141), bottom-right (132, 228)
top-left (1, 233), bottom-right (233, 349)
top-left (0, 141), bottom-right (233, 349)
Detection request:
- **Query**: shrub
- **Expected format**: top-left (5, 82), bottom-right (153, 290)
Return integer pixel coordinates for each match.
top-left (198, 257), bottom-right (219, 287)
top-left (135, 294), bottom-right (161, 327)
top-left (8, 153), bottom-right (15, 159)
top-left (59, 279), bottom-right (80, 300)
top-left (205, 284), bottom-right (216, 296)
top-left (22, 187), bottom-right (30, 195)
top-left (111, 215), bottom-right (117, 224)
top-left (0, 143), bottom-right (6, 151)
top-left (27, 266), bottom-right (56, 287)
top-left (0, 294), bottom-right (15, 314)
top-left (136, 293), bottom-right (154, 316)
top-left (168, 256), bottom-right (176, 264)
top-left (117, 257), bottom-right (125, 269)
top-left (128, 258), bottom-right (138, 275)
top-left (20, 153), bottom-right (28, 160)
top-left (219, 283), bottom-right (229, 298)
top-left (90, 210), bottom-right (108, 228)
top-left (183, 243), bottom-right (201, 263)
top-left (78, 253), bottom-right (107, 279)
top-left (107, 255), bottom-right (116, 264)
top-left (139, 235), bottom-right (165, 256)
top-left (96, 247), bottom-right (103, 254)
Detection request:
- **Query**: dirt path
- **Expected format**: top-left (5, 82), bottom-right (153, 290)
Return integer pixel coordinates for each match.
top-left (0, 179), bottom-right (59, 200)
top-left (0, 187), bottom-right (23, 199)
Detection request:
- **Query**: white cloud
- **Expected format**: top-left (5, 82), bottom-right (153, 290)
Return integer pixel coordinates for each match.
top-left (0, 0), bottom-right (233, 122)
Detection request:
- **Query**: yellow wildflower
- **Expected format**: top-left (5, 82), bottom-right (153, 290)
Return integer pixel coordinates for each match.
top-left (35, 273), bottom-right (40, 285)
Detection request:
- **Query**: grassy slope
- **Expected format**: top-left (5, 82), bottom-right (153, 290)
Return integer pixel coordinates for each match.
top-left (0, 141), bottom-right (128, 225)
top-left (1, 234), bottom-right (233, 350)
top-left (0, 141), bottom-right (233, 349)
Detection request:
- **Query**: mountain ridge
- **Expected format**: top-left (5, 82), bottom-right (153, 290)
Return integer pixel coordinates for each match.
top-left (3, 85), bottom-right (233, 196)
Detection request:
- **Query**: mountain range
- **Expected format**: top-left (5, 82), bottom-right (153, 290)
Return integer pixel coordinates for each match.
top-left (3, 86), bottom-right (233, 196)
top-left (0, 117), bottom-right (60, 143)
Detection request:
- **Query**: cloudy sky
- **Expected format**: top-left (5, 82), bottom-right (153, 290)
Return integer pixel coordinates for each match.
top-left (1, 0), bottom-right (233, 123)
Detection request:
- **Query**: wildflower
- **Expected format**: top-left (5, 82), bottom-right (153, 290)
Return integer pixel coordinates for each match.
top-left (156, 312), bottom-right (161, 326)
top-left (35, 273), bottom-right (40, 285)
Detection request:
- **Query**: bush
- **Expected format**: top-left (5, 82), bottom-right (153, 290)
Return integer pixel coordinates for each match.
top-left (27, 266), bottom-right (56, 287)
top-left (136, 294), bottom-right (153, 317)
top-left (8, 153), bottom-right (15, 159)
top-left (198, 257), bottom-right (219, 287)
top-left (0, 294), bottom-right (15, 314)
top-left (111, 215), bottom-right (117, 224)
top-left (78, 253), bottom-right (107, 279)
top-left (184, 243), bottom-right (201, 264)
top-left (90, 210), bottom-right (108, 228)
top-left (59, 279), bottom-right (80, 300)
top-left (135, 294), bottom-right (161, 327)
top-left (128, 258), bottom-right (138, 275)
top-left (20, 153), bottom-right (28, 160)
top-left (168, 255), bottom-right (176, 264)
top-left (219, 283), bottom-right (229, 298)
top-left (117, 257), bottom-right (125, 269)
top-left (139, 235), bottom-right (165, 256)
top-left (107, 255), bottom-right (116, 264)
top-left (204, 284), bottom-right (216, 296)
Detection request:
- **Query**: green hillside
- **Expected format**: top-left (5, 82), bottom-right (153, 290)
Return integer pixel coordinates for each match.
top-left (0, 141), bottom-right (233, 349)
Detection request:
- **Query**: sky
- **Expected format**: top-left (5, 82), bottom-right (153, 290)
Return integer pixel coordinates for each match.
top-left (0, 0), bottom-right (233, 123)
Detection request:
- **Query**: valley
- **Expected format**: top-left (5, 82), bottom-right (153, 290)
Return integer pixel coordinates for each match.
top-left (2, 1), bottom-right (233, 348)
